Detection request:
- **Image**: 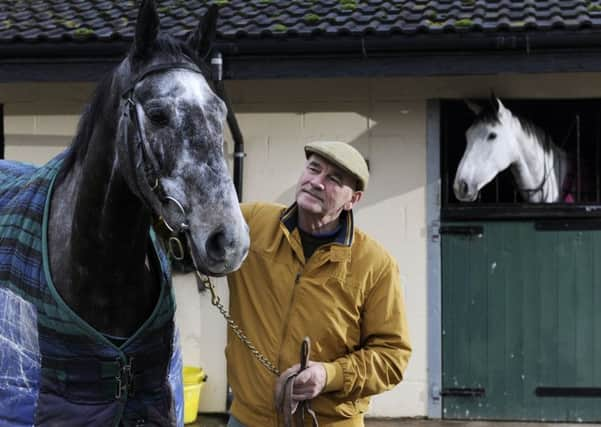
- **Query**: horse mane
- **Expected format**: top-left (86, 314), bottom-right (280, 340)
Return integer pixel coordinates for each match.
top-left (56, 34), bottom-right (206, 184)
top-left (474, 102), bottom-right (555, 154)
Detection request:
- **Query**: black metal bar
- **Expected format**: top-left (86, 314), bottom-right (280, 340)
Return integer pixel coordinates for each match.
top-left (495, 176), bottom-right (500, 203)
top-left (535, 220), bottom-right (601, 231)
top-left (536, 387), bottom-right (601, 397)
top-left (439, 226), bottom-right (484, 237)
top-left (441, 387), bottom-right (485, 397)
top-left (0, 104), bottom-right (4, 159)
top-left (596, 109), bottom-right (601, 203)
top-left (576, 114), bottom-right (581, 202)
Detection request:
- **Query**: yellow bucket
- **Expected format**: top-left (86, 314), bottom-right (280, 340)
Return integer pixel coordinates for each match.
top-left (183, 366), bottom-right (206, 424)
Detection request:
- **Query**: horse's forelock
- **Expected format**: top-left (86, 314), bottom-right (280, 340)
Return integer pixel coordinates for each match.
top-left (474, 104), bottom-right (502, 127)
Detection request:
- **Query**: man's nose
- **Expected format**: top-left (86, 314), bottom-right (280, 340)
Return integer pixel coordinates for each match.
top-left (309, 174), bottom-right (325, 189)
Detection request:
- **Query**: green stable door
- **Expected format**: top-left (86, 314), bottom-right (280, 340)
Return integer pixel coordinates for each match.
top-left (441, 221), bottom-right (601, 421)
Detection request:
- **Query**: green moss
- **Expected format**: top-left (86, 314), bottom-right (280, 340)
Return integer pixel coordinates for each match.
top-left (304, 13), bottom-right (320, 24)
top-left (588, 3), bottom-right (601, 11)
top-left (118, 17), bottom-right (129, 27)
top-left (157, 6), bottom-right (169, 13)
top-left (425, 11), bottom-right (438, 20)
top-left (461, 0), bottom-right (476, 5)
top-left (455, 18), bottom-right (473, 27)
top-left (339, 0), bottom-right (358, 11)
top-left (73, 27), bottom-right (95, 38)
top-left (2, 19), bottom-right (12, 29)
top-left (63, 20), bottom-right (79, 29)
top-left (212, 0), bottom-right (229, 5)
top-left (259, 0), bottom-right (272, 3)
top-left (272, 23), bottom-right (288, 32)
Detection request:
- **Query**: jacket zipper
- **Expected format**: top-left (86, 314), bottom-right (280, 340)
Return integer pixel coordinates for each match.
top-left (276, 267), bottom-right (303, 372)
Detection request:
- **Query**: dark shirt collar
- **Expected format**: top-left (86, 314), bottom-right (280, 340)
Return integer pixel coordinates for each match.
top-left (280, 203), bottom-right (354, 246)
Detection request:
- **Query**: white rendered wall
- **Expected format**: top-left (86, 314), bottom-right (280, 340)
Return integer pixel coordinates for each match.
top-left (3, 72), bottom-right (601, 417)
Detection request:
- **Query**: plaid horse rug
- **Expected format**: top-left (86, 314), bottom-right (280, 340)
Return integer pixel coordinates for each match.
top-left (0, 151), bottom-right (184, 426)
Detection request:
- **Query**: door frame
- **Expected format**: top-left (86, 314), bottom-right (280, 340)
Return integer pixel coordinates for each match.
top-left (426, 99), bottom-right (442, 418)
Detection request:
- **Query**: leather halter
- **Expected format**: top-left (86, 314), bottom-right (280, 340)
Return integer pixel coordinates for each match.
top-left (119, 62), bottom-right (204, 259)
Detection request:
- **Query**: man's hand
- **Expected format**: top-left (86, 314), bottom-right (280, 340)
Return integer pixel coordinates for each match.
top-left (274, 361), bottom-right (327, 412)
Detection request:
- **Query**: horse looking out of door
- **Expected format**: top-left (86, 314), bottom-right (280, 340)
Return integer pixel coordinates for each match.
top-left (0, 1), bottom-right (249, 425)
top-left (453, 95), bottom-right (574, 204)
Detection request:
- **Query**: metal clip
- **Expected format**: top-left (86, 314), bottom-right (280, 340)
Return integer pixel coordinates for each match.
top-left (168, 236), bottom-right (185, 261)
top-left (115, 358), bottom-right (135, 399)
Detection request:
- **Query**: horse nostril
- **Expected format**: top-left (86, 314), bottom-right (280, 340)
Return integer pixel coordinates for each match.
top-left (461, 180), bottom-right (469, 196)
top-left (206, 230), bottom-right (227, 262)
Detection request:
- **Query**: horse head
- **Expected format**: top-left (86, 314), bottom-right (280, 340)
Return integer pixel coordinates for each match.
top-left (116, 0), bottom-right (249, 275)
top-left (453, 95), bottom-right (520, 202)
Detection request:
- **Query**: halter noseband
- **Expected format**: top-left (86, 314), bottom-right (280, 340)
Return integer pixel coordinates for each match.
top-left (120, 62), bottom-right (205, 260)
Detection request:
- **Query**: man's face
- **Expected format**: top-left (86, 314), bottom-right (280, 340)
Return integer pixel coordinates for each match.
top-left (295, 154), bottom-right (361, 220)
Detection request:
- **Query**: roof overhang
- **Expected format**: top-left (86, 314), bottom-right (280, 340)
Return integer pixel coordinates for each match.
top-left (2, 30), bottom-right (601, 82)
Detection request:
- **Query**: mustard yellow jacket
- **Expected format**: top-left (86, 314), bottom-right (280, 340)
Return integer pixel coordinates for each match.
top-left (226, 203), bottom-right (411, 427)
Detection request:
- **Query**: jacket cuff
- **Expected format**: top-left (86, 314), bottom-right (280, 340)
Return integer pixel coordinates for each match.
top-left (322, 362), bottom-right (344, 393)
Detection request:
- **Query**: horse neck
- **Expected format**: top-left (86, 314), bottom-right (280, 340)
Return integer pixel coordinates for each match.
top-left (510, 118), bottom-right (565, 203)
top-left (49, 67), bottom-right (159, 337)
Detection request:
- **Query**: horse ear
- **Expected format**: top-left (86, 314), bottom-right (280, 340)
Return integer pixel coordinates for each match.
top-left (489, 92), bottom-right (503, 112)
top-left (133, 0), bottom-right (160, 59)
top-left (464, 99), bottom-right (483, 115)
top-left (188, 5), bottom-right (219, 59)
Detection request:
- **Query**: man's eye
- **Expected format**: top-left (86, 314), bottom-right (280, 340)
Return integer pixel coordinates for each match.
top-left (329, 176), bottom-right (342, 184)
top-left (146, 108), bottom-right (170, 126)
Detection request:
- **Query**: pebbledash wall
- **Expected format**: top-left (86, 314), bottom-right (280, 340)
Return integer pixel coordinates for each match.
top-left (2, 73), bottom-right (599, 418)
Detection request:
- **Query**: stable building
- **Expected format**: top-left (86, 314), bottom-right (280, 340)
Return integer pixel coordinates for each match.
top-left (2, 0), bottom-right (601, 421)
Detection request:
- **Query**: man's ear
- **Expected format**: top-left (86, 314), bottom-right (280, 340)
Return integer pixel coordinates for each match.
top-left (344, 191), bottom-right (363, 211)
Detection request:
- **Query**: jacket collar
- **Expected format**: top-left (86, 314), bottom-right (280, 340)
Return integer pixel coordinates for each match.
top-left (280, 203), bottom-right (354, 247)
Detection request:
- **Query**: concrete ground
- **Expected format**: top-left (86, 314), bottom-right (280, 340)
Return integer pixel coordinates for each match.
top-left (192, 414), bottom-right (598, 427)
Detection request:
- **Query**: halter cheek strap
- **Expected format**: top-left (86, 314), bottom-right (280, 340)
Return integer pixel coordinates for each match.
top-left (119, 62), bottom-right (204, 256)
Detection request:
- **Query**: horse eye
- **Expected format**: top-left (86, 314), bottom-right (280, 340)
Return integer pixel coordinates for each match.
top-left (487, 132), bottom-right (497, 141)
top-left (146, 108), bottom-right (170, 126)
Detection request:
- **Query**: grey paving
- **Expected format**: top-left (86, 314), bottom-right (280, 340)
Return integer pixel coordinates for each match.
top-left (193, 414), bottom-right (598, 427)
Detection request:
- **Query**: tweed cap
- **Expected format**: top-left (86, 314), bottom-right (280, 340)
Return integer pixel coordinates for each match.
top-left (304, 141), bottom-right (369, 191)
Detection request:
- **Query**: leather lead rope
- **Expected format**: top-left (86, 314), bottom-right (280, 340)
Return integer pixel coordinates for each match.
top-left (276, 337), bottom-right (319, 427)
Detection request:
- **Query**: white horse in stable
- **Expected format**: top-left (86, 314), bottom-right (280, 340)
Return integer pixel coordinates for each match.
top-left (453, 96), bottom-right (576, 204)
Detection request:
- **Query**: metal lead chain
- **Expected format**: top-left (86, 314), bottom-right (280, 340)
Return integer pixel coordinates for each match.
top-left (195, 271), bottom-right (281, 376)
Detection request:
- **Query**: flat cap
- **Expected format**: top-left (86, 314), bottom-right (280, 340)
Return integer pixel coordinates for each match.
top-left (304, 141), bottom-right (369, 191)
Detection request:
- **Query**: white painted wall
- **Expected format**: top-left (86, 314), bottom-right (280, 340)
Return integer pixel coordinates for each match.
top-left (3, 72), bottom-right (601, 417)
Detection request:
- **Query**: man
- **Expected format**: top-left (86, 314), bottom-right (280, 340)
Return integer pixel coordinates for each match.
top-left (226, 141), bottom-right (411, 427)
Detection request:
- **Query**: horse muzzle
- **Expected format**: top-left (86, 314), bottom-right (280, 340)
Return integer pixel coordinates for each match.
top-left (453, 178), bottom-right (479, 202)
top-left (203, 224), bottom-right (250, 275)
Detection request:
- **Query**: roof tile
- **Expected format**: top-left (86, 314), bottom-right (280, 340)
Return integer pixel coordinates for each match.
top-left (2, 0), bottom-right (601, 45)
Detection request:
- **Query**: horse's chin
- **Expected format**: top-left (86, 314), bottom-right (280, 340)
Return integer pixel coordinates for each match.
top-left (199, 258), bottom-right (248, 278)
top-left (455, 191), bottom-right (479, 202)
top-left (170, 254), bottom-right (245, 277)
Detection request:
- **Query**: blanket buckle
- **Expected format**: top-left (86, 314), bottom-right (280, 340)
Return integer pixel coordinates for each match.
top-left (115, 357), bottom-right (135, 399)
